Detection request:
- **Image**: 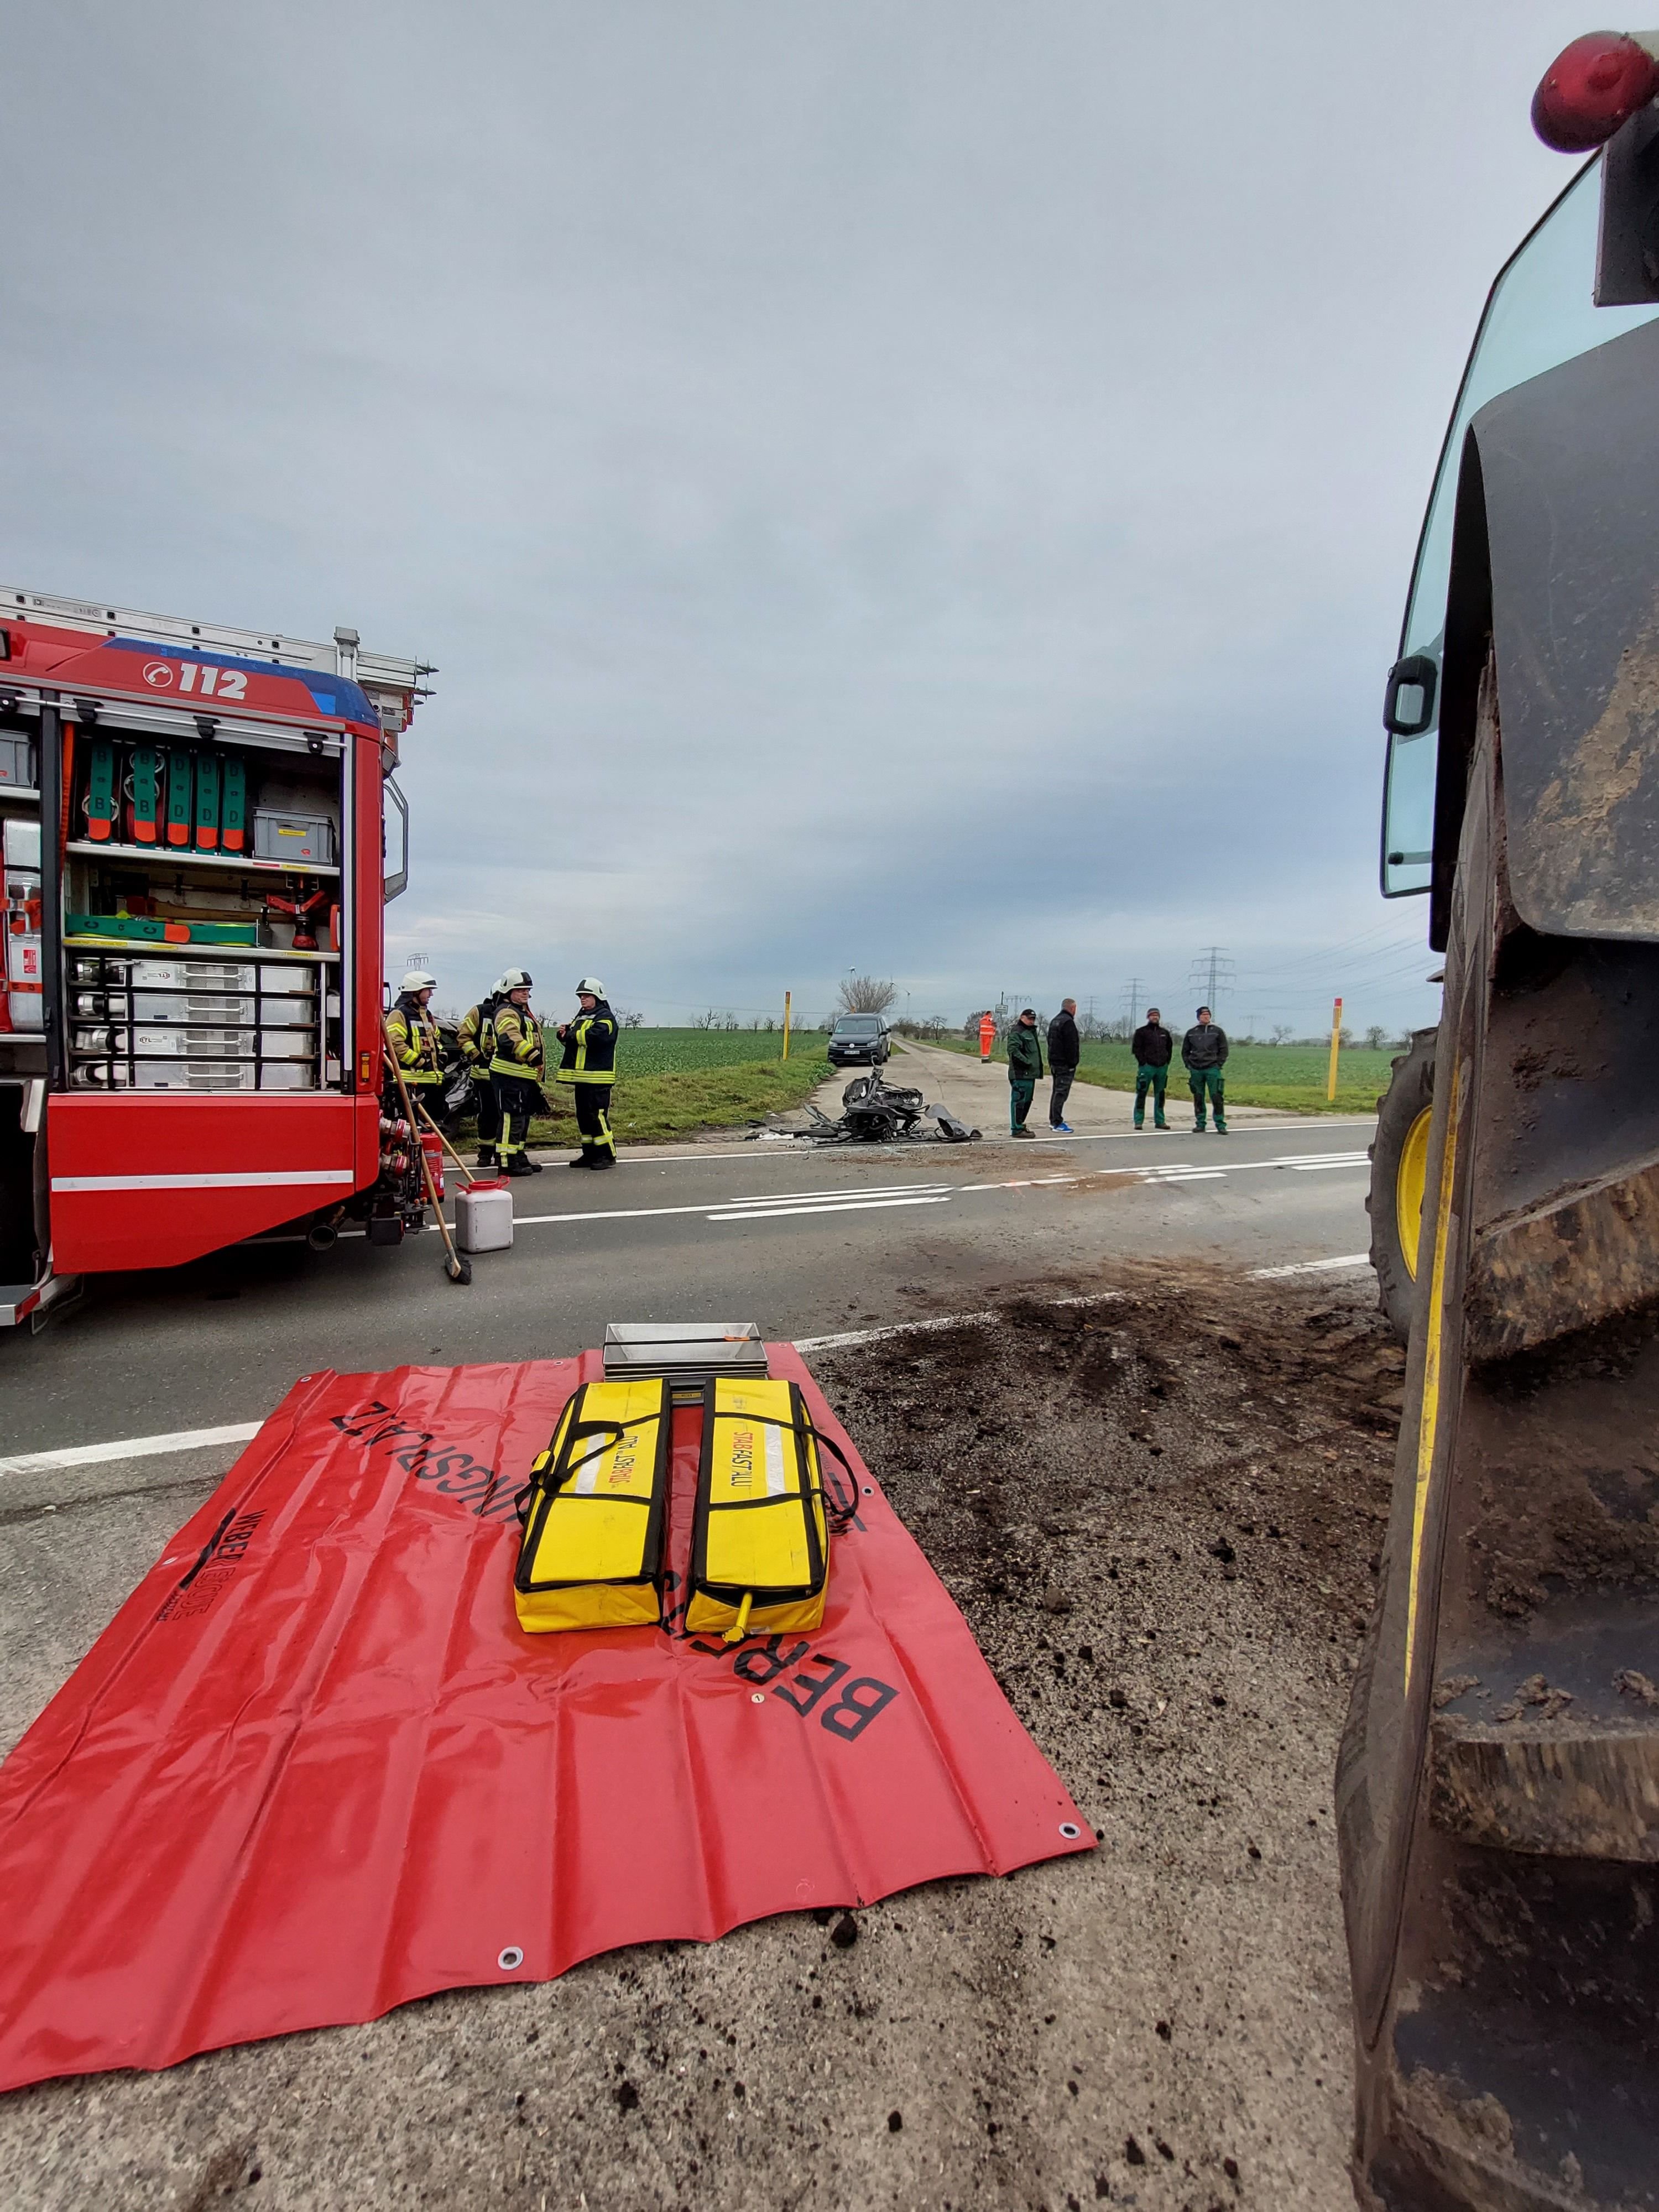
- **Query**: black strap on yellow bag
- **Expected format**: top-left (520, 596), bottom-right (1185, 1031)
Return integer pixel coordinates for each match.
top-left (686, 1376), bottom-right (857, 1645)
top-left (513, 1378), bottom-right (671, 1632)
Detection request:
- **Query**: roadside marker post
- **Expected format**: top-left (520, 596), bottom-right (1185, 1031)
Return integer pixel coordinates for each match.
top-left (782, 991), bottom-right (791, 1060)
top-left (1327, 997), bottom-right (1343, 1102)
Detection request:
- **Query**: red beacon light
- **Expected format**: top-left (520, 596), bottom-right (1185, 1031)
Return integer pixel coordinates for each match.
top-left (1533, 30), bottom-right (1659, 150)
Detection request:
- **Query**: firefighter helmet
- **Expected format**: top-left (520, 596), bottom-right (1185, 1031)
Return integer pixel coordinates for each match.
top-left (402, 970), bottom-right (437, 993)
top-left (499, 969), bottom-right (534, 991)
top-left (576, 975), bottom-right (606, 997)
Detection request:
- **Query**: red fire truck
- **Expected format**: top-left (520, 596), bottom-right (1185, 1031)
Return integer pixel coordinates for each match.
top-left (0, 586), bottom-right (435, 1329)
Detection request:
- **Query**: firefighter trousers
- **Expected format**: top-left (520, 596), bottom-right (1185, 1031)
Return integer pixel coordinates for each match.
top-left (495, 1074), bottom-right (542, 1162)
top-left (574, 1084), bottom-right (616, 1162)
top-left (472, 1074), bottom-right (501, 1152)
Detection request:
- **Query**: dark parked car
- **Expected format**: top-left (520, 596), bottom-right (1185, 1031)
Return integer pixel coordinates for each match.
top-left (827, 1014), bottom-right (891, 1067)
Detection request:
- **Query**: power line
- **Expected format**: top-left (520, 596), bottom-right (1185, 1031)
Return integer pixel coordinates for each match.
top-left (1187, 946), bottom-right (1235, 1010)
top-left (1249, 919), bottom-right (1417, 975)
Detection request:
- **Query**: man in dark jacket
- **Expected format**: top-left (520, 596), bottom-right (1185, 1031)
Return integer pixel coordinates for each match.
top-left (1046, 998), bottom-right (1081, 1131)
top-left (1181, 1006), bottom-right (1229, 1133)
top-left (1007, 1008), bottom-right (1043, 1137)
top-left (1129, 1006), bottom-right (1173, 1130)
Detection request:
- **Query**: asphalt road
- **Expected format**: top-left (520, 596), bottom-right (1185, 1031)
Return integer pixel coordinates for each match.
top-left (0, 1115), bottom-right (1376, 1462)
top-left (0, 1113), bottom-right (1381, 2210)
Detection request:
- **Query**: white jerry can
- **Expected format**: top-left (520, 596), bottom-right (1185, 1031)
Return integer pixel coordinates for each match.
top-left (456, 1181), bottom-right (514, 1254)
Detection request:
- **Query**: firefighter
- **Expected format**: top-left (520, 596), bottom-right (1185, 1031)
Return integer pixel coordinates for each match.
top-left (386, 971), bottom-right (442, 1095)
top-left (489, 970), bottom-right (546, 1178)
top-left (457, 974), bottom-right (505, 1169)
top-left (555, 976), bottom-right (619, 1169)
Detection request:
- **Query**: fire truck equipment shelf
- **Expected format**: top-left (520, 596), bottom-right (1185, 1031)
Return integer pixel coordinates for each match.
top-left (65, 840), bottom-right (341, 878)
top-left (0, 583), bottom-right (435, 1296)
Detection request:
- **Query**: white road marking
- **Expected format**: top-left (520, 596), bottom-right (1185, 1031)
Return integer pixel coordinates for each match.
top-left (471, 1144), bottom-right (1369, 1234)
top-left (793, 1311), bottom-right (998, 1352)
top-left (713, 1195), bottom-right (956, 1222)
top-left (795, 1288), bottom-right (1126, 1352)
top-left (712, 1183), bottom-right (953, 1207)
top-left (534, 1115), bottom-right (1378, 1167)
top-left (1249, 1253), bottom-right (1371, 1279)
top-left (0, 1421), bottom-right (262, 1479)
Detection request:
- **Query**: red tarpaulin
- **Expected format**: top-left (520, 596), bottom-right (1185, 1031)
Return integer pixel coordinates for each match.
top-left (0, 1346), bottom-right (1091, 2092)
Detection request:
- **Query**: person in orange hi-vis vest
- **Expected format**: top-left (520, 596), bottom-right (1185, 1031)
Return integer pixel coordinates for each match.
top-left (978, 1012), bottom-right (995, 1061)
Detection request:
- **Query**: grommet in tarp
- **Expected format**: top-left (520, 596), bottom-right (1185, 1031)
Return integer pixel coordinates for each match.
top-left (750, 1692), bottom-right (765, 1705)
top-left (498, 1945), bottom-right (524, 1970)
top-left (1058, 1823), bottom-right (1080, 1840)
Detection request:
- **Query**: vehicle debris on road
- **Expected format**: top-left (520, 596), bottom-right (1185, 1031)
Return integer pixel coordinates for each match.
top-left (763, 1071), bottom-right (981, 1145)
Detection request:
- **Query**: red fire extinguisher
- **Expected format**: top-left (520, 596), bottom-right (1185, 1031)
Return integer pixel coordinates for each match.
top-left (420, 1131), bottom-right (445, 1203)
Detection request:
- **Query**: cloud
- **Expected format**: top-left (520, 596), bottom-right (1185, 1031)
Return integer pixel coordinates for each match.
top-left (3, 0), bottom-right (1598, 1034)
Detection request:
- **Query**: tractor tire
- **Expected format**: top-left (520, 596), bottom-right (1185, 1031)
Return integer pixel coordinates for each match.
top-left (1366, 1027), bottom-right (1437, 1344)
top-left (1338, 650), bottom-right (1659, 2209)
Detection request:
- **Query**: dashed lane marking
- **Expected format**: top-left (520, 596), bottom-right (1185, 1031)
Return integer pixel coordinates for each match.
top-left (1249, 1253), bottom-right (1371, 1279)
top-left (0, 1422), bottom-right (263, 1480)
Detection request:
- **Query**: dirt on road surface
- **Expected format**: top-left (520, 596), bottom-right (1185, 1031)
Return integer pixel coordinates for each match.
top-left (2, 1265), bottom-right (1401, 2212)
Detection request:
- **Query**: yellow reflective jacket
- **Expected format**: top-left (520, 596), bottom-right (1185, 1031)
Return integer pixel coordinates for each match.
top-left (457, 997), bottom-right (495, 1068)
top-left (490, 1002), bottom-right (545, 1082)
top-left (387, 995), bottom-right (442, 1084)
top-left (556, 1003), bottom-right (618, 1085)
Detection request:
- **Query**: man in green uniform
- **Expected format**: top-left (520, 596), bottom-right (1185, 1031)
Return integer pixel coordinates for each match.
top-left (1130, 1005), bottom-right (1173, 1130)
top-left (456, 974), bottom-right (505, 1168)
top-left (1181, 1006), bottom-right (1229, 1133)
top-left (1008, 1006), bottom-right (1043, 1138)
top-left (556, 976), bottom-right (619, 1168)
top-left (489, 970), bottom-right (546, 1177)
top-left (386, 971), bottom-right (442, 1098)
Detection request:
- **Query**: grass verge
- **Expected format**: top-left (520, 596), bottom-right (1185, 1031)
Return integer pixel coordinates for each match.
top-left (511, 1056), bottom-right (833, 1147)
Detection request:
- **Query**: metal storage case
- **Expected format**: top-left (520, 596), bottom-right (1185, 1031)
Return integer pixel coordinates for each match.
top-left (63, 946), bottom-right (324, 1092)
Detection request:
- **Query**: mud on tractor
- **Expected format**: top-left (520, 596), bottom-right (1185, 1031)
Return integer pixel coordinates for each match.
top-left (1347, 34), bottom-right (1659, 2210)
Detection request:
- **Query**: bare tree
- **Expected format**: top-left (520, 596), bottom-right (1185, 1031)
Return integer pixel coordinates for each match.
top-left (837, 973), bottom-right (899, 1016)
top-left (1271, 1024), bottom-right (1292, 1046)
top-left (1364, 1024), bottom-right (1386, 1050)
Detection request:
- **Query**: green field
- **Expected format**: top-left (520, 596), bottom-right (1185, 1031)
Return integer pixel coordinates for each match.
top-left (514, 1027), bottom-right (833, 1146)
top-left (932, 1034), bottom-right (1396, 1115)
top-left (607, 1026), bottom-right (828, 1074)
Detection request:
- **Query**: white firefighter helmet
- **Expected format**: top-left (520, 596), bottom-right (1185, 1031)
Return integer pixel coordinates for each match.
top-left (402, 969), bottom-right (437, 993)
top-left (576, 975), bottom-right (606, 997)
top-left (498, 969), bottom-right (534, 992)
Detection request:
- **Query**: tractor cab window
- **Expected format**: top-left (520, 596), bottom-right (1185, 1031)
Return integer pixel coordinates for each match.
top-left (1382, 155), bottom-right (1659, 896)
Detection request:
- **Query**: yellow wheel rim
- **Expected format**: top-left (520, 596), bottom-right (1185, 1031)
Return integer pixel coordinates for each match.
top-left (1396, 1106), bottom-right (1432, 1281)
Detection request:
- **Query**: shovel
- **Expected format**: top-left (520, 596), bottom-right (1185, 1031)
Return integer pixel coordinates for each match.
top-left (382, 1034), bottom-right (472, 1286)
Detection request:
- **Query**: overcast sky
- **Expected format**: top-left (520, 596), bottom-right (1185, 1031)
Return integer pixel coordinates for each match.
top-left (2, 2), bottom-right (1606, 1034)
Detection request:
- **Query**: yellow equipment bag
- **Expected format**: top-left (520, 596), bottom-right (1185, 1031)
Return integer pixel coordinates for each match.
top-left (513, 1378), bottom-right (671, 1633)
top-left (686, 1376), bottom-right (851, 1644)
